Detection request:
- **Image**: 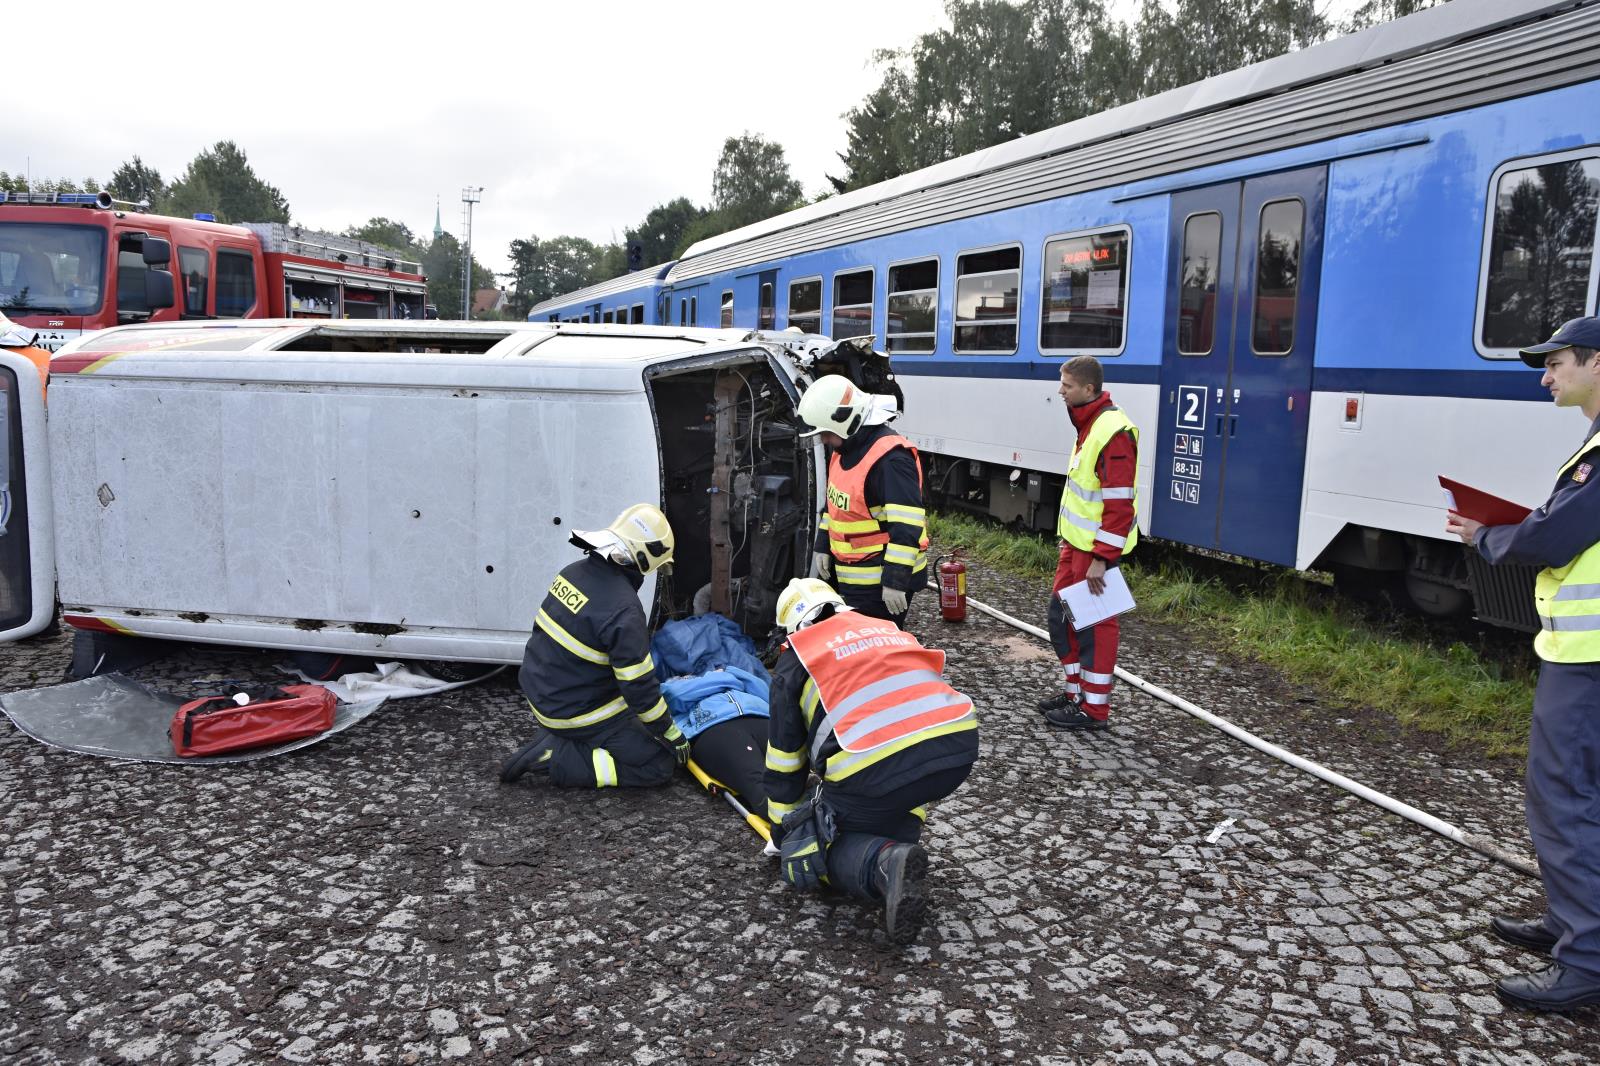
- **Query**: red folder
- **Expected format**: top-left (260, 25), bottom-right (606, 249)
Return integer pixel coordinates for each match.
top-left (1438, 476), bottom-right (1532, 526)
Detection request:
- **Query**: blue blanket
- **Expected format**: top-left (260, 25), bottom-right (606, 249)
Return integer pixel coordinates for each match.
top-left (660, 666), bottom-right (770, 739)
top-left (651, 613), bottom-right (768, 681)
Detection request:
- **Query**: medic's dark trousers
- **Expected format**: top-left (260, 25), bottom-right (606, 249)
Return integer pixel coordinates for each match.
top-left (546, 714), bottom-right (675, 789)
top-left (821, 765), bottom-right (971, 900)
top-left (1045, 542), bottom-right (1118, 721)
top-left (1526, 660), bottom-right (1600, 978)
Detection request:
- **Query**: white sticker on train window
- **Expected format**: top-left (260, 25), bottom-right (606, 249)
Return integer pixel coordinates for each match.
top-left (1087, 269), bottom-right (1121, 309)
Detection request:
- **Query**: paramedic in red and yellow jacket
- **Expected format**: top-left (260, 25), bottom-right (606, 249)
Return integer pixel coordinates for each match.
top-left (797, 375), bottom-right (928, 629)
top-left (1039, 356), bottom-right (1139, 731)
top-left (763, 578), bottom-right (978, 943)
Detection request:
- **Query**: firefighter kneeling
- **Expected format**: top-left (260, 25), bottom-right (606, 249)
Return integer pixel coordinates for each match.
top-left (765, 578), bottom-right (979, 943)
top-left (501, 504), bottom-right (689, 788)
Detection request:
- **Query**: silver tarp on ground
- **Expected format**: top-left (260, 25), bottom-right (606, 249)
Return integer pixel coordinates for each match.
top-left (0, 674), bottom-right (384, 764)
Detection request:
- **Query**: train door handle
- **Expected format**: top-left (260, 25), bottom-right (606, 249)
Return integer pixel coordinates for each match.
top-left (1228, 414), bottom-right (1238, 438)
top-left (1214, 413), bottom-right (1224, 436)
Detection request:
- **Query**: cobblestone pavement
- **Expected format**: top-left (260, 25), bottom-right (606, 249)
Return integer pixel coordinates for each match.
top-left (2, 556), bottom-right (1597, 1064)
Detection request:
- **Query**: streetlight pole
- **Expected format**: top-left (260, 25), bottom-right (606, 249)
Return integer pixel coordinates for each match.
top-left (460, 186), bottom-right (483, 320)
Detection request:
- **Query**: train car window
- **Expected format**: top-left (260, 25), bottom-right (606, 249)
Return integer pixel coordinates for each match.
top-left (548, 314), bottom-right (558, 322)
top-left (178, 246), bottom-right (210, 317)
top-left (788, 277), bottom-right (821, 333)
top-left (759, 283), bottom-right (775, 330)
top-left (1040, 227), bottom-right (1130, 355)
top-left (602, 310), bottom-right (615, 324)
top-left (955, 245), bottom-right (1020, 354)
top-left (720, 290), bottom-right (734, 328)
top-left (1250, 200), bottom-right (1303, 355)
top-left (679, 299), bottom-right (687, 326)
top-left (215, 249), bottom-right (257, 318)
top-left (832, 268), bottom-right (874, 340)
top-left (632, 303), bottom-right (645, 324)
top-left (1178, 213), bottom-right (1222, 356)
top-left (887, 258), bottom-right (938, 354)
top-left (690, 296), bottom-right (697, 324)
top-left (1479, 153), bottom-right (1600, 355)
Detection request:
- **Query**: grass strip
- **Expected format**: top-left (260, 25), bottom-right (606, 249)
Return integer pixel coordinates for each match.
top-left (928, 511), bottom-right (1536, 758)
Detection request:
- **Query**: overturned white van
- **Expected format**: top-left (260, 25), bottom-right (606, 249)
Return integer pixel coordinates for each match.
top-left (0, 320), bottom-right (846, 665)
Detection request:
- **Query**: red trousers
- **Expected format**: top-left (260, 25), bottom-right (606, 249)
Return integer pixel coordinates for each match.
top-left (1046, 543), bottom-right (1119, 721)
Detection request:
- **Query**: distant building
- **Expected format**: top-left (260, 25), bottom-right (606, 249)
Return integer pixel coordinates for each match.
top-left (472, 287), bottom-right (508, 317)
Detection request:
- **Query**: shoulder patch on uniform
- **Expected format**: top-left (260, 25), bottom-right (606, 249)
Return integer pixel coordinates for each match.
top-left (549, 575), bottom-right (589, 614)
top-left (1575, 462), bottom-right (1592, 485)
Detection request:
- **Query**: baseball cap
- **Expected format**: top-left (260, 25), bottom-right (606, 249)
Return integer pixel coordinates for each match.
top-left (1519, 316), bottom-right (1600, 367)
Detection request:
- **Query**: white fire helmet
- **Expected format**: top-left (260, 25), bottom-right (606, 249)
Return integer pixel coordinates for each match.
top-left (572, 503), bottom-right (675, 574)
top-left (796, 375), bottom-right (869, 439)
top-left (777, 577), bottom-right (848, 634)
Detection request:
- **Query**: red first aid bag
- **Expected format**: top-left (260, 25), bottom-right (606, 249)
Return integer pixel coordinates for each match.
top-left (169, 685), bottom-right (336, 757)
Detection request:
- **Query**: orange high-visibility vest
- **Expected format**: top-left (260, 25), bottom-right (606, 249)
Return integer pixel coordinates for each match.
top-left (789, 611), bottom-right (975, 771)
top-left (825, 433), bottom-right (929, 561)
top-left (1, 343), bottom-right (50, 402)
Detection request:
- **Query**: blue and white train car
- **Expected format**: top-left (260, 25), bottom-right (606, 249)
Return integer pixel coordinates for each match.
top-left (529, 262), bottom-right (675, 325)
top-left (553, 0), bottom-right (1600, 628)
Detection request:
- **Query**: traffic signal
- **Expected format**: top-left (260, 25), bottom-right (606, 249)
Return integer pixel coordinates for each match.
top-left (626, 240), bottom-right (644, 272)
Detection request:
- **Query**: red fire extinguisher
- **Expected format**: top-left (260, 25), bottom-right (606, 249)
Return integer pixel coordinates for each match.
top-left (937, 552), bottom-right (968, 623)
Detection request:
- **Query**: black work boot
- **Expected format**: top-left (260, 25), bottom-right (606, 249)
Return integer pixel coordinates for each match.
top-left (500, 730), bottom-right (556, 782)
top-left (1043, 704), bottom-right (1109, 731)
top-left (1037, 690), bottom-right (1078, 714)
top-left (875, 843), bottom-right (930, 945)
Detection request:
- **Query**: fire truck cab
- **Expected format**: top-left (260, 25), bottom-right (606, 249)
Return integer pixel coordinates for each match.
top-left (0, 193), bottom-right (428, 352)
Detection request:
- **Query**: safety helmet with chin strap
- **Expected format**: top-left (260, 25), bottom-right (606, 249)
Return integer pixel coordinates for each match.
top-left (571, 503), bottom-right (675, 575)
top-left (777, 577), bottom-right (848, 634)
top-left (796, 374), bottom-right (869, 439)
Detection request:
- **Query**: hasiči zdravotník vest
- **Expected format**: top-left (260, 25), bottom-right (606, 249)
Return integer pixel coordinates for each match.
top-left (788, 611), bottom-right (976, 783)
top-left (1057, 404), bottom-right (1140, 553)
top-left (825, 432), bottom-right (929, 570)
top-left (1533, 428), bottom-right (1600, 664)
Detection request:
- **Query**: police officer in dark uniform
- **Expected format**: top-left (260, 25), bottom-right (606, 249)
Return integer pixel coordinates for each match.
top-left (1447, 316), bottom-right (1600, 1012)
top-left (763, 578), bottom-right (979, 943)
top-left (501, 503), bottom-right (688, 788)
top-left (798, 375), bottom-right (929, 628)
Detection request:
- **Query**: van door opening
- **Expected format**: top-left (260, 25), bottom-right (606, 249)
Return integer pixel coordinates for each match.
top-left (646, 351), bottom-right (814, 638)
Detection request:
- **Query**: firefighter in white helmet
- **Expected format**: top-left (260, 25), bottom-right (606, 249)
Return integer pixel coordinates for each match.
top-left (797, 375), bottom-right (929, 629)
top-left (0, 309), bottom-right (50, 401)
top-left (501, 503), bottom-right (689, 787)
top-left (763, 578), bottom-right (979, 943)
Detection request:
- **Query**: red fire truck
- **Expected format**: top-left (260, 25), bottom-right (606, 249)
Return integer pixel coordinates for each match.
top-left (0, 191), bottom-right (430, 352)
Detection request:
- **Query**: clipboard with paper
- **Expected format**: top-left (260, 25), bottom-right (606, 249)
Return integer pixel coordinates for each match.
top-left (1058, 566), bottom-right (1136, 631)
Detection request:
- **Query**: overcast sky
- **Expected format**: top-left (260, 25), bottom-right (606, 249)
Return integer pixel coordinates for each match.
top-left (6, 0), bottom-right (1365, 279)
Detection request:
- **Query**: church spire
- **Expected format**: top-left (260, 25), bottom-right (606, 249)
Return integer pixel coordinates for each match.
top-left (433, 195), bottom-right (443, 240)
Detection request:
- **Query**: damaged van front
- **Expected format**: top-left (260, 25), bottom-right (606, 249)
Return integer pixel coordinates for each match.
top-left (0, 321), bottom-right (890, 667)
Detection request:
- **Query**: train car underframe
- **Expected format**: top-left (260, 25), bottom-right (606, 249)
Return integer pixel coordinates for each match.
top-left (921, 453), bottom-right (1541, 634)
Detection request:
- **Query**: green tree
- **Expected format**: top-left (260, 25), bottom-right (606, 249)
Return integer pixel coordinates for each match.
top-left (831, 0), bottom-right (1330, 192)
top-left (417, 231), bottom-right (495, 319)
top-left (345, 217), bottom-right (417, 253)
top-left (625, 196), bottom-right (707, 267)
top-left (710, 133), bottom-right (804, 232)
top-left (504, 235), bottom-right (611, 319)
top-left (165, 141), bottom-right (290, 223)
top-left (106, 156), bottom-right (166, 207)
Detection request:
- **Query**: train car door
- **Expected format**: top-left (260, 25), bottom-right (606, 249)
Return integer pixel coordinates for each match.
top-left (1151, 165), bottom-right (1325, 566)
top-left (0, 349), bottom-right (55, 642)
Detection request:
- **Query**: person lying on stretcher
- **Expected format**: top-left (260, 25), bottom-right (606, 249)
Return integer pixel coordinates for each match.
top-left (661, 665), bottom-right (770, 811)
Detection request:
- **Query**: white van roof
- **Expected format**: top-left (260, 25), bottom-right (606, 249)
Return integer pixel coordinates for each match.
top-left (52, 320), bottom-right (773, 387)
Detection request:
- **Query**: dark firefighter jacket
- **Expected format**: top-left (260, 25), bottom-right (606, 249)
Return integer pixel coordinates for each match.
top-left (517, 552), bottom-right (682, 743)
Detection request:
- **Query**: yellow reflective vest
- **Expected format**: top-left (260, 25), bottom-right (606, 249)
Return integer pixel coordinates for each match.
top-left (1056, 405), bottom-right (1140, 554)
top-left (1533, 428), bottom-right (1600, 664)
